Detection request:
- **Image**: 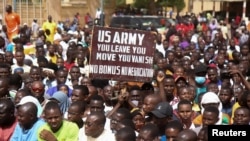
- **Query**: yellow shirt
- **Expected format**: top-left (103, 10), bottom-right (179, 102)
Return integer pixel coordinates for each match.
top-left (37, 120), bottom-right (79, 141)
top-left (46, 54), bottom-right (58, 64)
top-left (42, 21), bottom-right (57, 43)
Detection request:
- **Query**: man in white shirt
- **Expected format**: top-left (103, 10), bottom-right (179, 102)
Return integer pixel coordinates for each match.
top-left (78, 112), bottom-right (115, 141)
top-left (11, 50), bottom-right (30, 73)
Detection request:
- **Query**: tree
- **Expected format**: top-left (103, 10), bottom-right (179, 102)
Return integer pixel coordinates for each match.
top-left (133, 0), bottom-right (165, 15)
top-left (116, 0), bottom-right (126, 7)
top-left (168, 0), bottom-right (186, 13)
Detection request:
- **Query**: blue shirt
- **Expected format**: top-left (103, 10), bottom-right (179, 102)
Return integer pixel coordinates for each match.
top-left (161, 135), bottom-right (167, 141)
top-left (10, 118), bottom-right (45, 141)
top-left (46, 85), bottom-right (73, 97)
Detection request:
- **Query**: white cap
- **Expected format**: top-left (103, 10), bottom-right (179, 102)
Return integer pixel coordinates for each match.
top-left (16, 96), bottom-right (43, 117)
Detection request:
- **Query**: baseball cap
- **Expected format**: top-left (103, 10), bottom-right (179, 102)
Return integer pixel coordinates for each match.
top-left (16, 95), bottom-right (43, 117)
top-left (150, 102), bottom-right (173, 118)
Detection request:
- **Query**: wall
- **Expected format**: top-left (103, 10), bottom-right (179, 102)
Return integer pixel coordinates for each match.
top-left (45, 0), bottom-right (61, 23)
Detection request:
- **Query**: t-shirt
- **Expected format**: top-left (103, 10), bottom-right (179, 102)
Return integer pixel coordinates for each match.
top-left (10, 118), bottom-right (45, 141)
top-left (78, 128), bottom-right (115, 141)
top-left (0, 119), bottom-right (18, 141)
top-left (11, 64), bottom-right (31, 74)
top-left (42, 21), bottom-right (57, 43)
top-left (37, 120), bottom-right (79, 141)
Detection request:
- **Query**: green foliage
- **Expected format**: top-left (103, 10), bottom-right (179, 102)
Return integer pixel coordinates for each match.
top-left (175, 0), bottom-right (186, 12)
top-left (167, 0), bottom-right (185, 12)
top-left (133, 0), bottom-right (149, 9)
top-left (116, 0), bottom-right (126, 7)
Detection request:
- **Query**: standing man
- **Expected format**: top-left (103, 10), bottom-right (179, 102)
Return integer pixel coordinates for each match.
top-left (42, 15), bottom-right (57, 43)
top-left (31, 19), bottom-right (39, 39)
top-left (5, 5), bottom-right (20, 42)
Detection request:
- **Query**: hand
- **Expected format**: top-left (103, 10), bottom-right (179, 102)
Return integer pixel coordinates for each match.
top-left (39, 129), bottom-right (57, 141)
top-left (229, 69), bottom-right (241, 75)
top-left (156, 71), bottom-right (165, 83)
top-left (45, 29), bottom-right (51, 35)
top-left (118, 92), bottom-right (129, 104)
top-left (43, 70), bottom-right (55, 78)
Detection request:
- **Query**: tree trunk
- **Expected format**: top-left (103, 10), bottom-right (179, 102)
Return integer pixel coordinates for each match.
top-left (147, 0), bottom-right (156, 15)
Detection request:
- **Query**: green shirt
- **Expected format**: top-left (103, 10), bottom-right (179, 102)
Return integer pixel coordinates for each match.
top-left (37, 120), bottom-right (79, 141)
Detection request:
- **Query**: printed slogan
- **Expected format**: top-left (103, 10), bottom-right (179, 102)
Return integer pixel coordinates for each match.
top-left (89, 26), bottom-right (155, 82)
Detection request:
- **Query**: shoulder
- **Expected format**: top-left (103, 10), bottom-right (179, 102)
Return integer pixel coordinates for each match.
top-left (37, 119), bottom-right (48, 131)
top-left (63, 120), bottom-right (79, 129)
top-left (101, 129), bottom-right (115, 139)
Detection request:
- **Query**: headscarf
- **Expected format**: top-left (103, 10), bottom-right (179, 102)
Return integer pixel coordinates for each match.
top-left (50, 91), bottom-right (70, 114)
top-left (16, 95), bottom-right (43, 117)
top-left (200, 92), bottom-right (223, 125)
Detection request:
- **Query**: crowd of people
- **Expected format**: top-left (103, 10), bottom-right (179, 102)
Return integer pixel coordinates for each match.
top-left (0, 3), bottom-right (250, 141)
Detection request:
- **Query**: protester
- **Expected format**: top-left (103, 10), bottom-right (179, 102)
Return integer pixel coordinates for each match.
top-left (38, 101), bottom-right (79, 141)
top-left (4, 5), bottom-right (20, 42)
top-left (11, 102), bottom-right (45, 140)
top-left (42, 15), bottom-right (57, 43)
top-left (78, 112), bottom-right (115, 141)
top-left (0, 99), bottom-right (17, 141)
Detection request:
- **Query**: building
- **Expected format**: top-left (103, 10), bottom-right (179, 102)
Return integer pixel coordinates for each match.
top-left (0, 0), bottom-right (248, 26)
top-left (187, 0), bottom-right (249, 22)
top-left (0, 0), bottom-right (116, 26)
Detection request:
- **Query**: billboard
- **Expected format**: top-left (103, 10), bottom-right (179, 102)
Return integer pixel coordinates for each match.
top-left (89, 26), bottom-right (155, 82)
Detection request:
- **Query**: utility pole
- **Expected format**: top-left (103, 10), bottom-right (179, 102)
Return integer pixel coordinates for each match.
top-left (100, 0), bottom-right (104, 26)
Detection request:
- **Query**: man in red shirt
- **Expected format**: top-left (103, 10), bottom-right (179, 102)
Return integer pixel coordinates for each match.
top-left (0, 99), bottom-right (18, 141)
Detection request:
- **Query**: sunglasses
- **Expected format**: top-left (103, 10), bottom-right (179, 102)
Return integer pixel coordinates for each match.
top-left (31, 87), bottom-right (44, 92)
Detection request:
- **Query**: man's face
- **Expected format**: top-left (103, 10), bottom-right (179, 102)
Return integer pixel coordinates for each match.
top-left (5, 52), bottom-right (13, 63)
top-left (67, 105), bottom-right (82, 123)
top-left (233, 109), bottom-right (250, 125)
top-left (130, 90), bottom-right (141, 101)
top-left (85, 115), bottom-right (102, 137)
top-left (81, 78), bottom-right (91, 86)
top-left (30, 69), bottom-right (41, 81)
top-left (103, 86), bottom-right (113, 100)
top-left (207, 69), bottom-right (217, 82)
top-left (202, 111), bottom-right (219, 127)
top-left (137, 130), bottom-right (157, 141)
top-left (89, 100), bottom-right (104, 113)
top-left (48, 16), bottom-right (52, 22)
top-left (0, 103), bottom-right (13, 126)
top-left (5, 5), bottom-right (11, 13)
top-left (56, 58), bottom-right (64, 68)
top-left (177, 104), bottom-right (192, 121)
top-left (15, 52), bottom-right (25, 64)
top-left (70, 67), bottom-right (81, 80)
top-left (142, 97), bottom-right (155, 114)
top-left (56, 71), bottom-right (68, 84)
top-left (110, 112), bottom-right (124, 131)
top-left (30, 82), bottom-right (44, 99)
top-left (164, 78), bottom-right (175, 95)
top-left (165, 128), bottom-right (180, 141)
top-left (0, 68), bottom-right (10, 78)
top-left (44, 108), bottom-right (63, 132)
top-left (219, 89), bottom-right (232, 105)
top-left (71, 89), bottom-right (85, 102)
top-left (17, 106), bottom-right (33, 129)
